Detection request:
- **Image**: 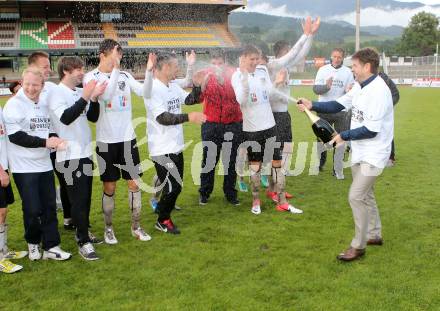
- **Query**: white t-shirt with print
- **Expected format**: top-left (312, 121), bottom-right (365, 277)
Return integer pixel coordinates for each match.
top-left (336, 76), bottom-right (394, 168)
top-left (48, 83), bottom-right (93, 162)
top-left (315, 64), bottom-right (354, 102)
top-left (231, 67), bottom-right (276, 132)
top-left (146, 79), bottom-right (188, 157)
top-left (0, 108), bottom-right (9, 171)
top-left (3, 88), bottom-right (52, 173)
top-left (84, 68), bottom-right (144, 143)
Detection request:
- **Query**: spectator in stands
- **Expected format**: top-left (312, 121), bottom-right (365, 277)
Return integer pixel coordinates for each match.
top-left (313, 47), bottom-right (354, 179)
top-left (8, 81), bottom-right (21, 95)
top-left (27, 51), bottom-right (73, 231)
top-left (196, 49), bottom-right (242, 206)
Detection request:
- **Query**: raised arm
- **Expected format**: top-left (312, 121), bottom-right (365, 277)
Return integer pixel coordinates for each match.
top-left (183, 70), bottom-right (207, 105)
top-left (268, 17), bottom-right (320, 71)
top-left (231, 56), bottom-right (250, 106)
top-left (98, 68), bottom-right (119, 102)
top-left (287, 34), bottom-right (313, 69)
top-left (269, 34), bottom-right (309, 72)
top-left (174, 50), bottom-right (196, 88)
top-left (143, 53), bottom-right (156, 99)
top-left (122, 70), bottom-right (144, 98)
top-left (231, 71), bottom-right (249, 106)
top-left (98, 46), bottom-right (122, 102)
top-left (87, 82), bottom-right (106, 122)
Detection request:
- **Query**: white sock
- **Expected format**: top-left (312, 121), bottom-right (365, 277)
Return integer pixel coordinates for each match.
top-left (237, 148), bottom-right (248, 177)
top-left (0, 223), bottom-right (7, 257)
top-left (282, 151), bottom-right (293, 175)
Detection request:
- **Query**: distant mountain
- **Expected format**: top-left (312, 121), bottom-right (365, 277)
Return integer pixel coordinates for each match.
top-left (326, 21), bottom-right (404, 37)
top-left (228, 12), bottom-right (402, 58)
top-left (229, 12), bottom-right (403, 43)
top-left (362, 25), bottom-right (404, 37)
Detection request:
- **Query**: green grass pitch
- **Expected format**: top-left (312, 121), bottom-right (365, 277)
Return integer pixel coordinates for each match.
top-left (1, 86), bottom-right (439, 310)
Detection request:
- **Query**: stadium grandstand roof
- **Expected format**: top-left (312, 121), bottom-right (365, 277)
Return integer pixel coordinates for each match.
top-left (1, 0), bottom-right (246, 6)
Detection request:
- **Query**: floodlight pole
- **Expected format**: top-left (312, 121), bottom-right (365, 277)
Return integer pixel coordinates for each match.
top-left (355, 0), bottom-right (360, 52)
top-left (435, 43), bottom-right (438, 79)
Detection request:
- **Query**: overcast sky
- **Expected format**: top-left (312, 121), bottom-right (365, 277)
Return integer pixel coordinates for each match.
top-left (329, 3), bottom-right (440, 27)
top-left (399, 0), bottom-right (439, 4)
top-left (242, 0), bottom-right (440, 27)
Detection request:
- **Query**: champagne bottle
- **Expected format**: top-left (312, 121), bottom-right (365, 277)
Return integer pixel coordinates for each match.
top-left (299, 101), bottom-right (337, 144)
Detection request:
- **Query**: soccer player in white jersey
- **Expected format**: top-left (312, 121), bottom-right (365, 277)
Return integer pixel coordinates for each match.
top-left (27, 52), bottom-right (73, 228)
top-left (262, 16), bottom-right (320, 209)
top-left (313, 48), bottom-right (355, 179)
top-left (147, 51), bottom-right (197, 212)
top-left (48, 56), bottom-right (107, 260)
top-left (298, 48), bottom-right (394, 262)
top-left (231, 45), bottom-right (302, 215)
top-left (0, 103), bottom-right (28, 273)
top-left (3, 68), bottom-right (71, 261)
top-left (145, 52), bottom-right (205, 234)
top-left (83, 39), bottom-right (152, 244)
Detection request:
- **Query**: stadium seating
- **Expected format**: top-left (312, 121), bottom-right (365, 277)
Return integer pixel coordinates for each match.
top-left (74, 23), bottom-right (104, 49)
top-left (19, 20), bottom-right (75, 49)
top-left (20, 21), bottom-right (47, 49)
top-left (0, 22), bottom-right (18, 49)
top-left (47, 21), bottom-right (75, 49)
top-left (388, 65), bottom-right (437, 80)
top-left (117, 22), bottom-right (234, 48)
top-left (0, 19), bottom-right (240, 50)
top-left (102, 23), bottom-right (118, 40)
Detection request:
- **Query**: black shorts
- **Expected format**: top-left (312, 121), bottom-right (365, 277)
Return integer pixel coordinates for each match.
top-left (0, 170), bottom-right (15, 208)
top-left (242, 126), bottom-right (281, 162)
top-left (96, 139), bottom-right (143, 182)
top-left (273, 112), bottom-right (293, 146)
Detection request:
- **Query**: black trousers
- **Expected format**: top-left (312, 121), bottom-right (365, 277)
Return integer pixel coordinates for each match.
top-left (13, 170), bottom-right (60, 250)
top-left (390, 140), bottom-right (395, 160)
top-left (318, 111), bottom-right (351, 168)
top-left (199, 121), bottom-right (241, 199)
top-left (152, 152), bottom-right (184, 222)
top-left (55, 157), bottom-right (94, 245)
top-left (50, 152), bottom-right (72, 219)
